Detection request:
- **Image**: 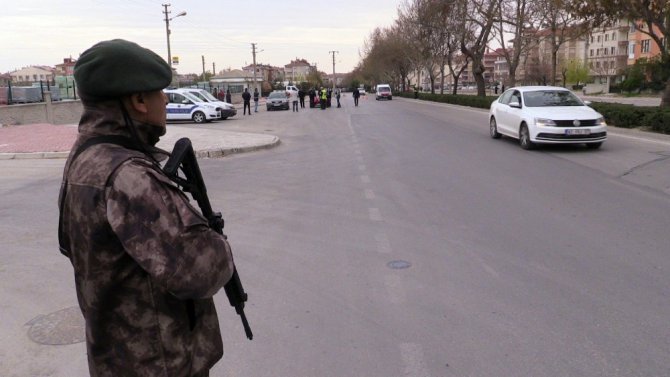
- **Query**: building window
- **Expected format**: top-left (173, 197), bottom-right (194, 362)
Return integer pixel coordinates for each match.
top-left (612, 32), bottom-right (616, 40)
top-left (611, 47), bottom-right (615, 55)
top-left (596, 49), bottom-right (600, 56)
top-left (590, 49), bottom-right (594, 56)
top-left (597, 35), bottom-right (601, 42)
top-left (605, 34), bottom-right (609, 41)
top-left (596, 61), bottom-right (600, 68)
top-left (33, 74), bottom-right (37, 81)
top-left (641, 39), bottom-right (651, 53)
top-left (628, 42), bottom-right (635, 58)
top-left (590, 36), bottom-right (594, 43)
top-left (604, 48), bottom-right (608, 55)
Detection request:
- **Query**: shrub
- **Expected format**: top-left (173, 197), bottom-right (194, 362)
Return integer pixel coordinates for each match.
top-left (641, 109), bottom-right (670, 134)
top-left (588, 102), bottom-right (656, 128)
top-left (397, 91), bottom-right (497, 109)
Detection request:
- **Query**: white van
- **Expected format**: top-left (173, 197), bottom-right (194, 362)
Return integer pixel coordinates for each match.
top-left (375, 84), bottom-right (392, 100)
top-left (164, 89), bottom-right (221, 123)
top-left (179, 88), bottom-right (237, 119)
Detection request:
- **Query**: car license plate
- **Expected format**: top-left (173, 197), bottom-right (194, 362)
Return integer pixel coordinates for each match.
top-left (566, 129), bottom-right (590, 135)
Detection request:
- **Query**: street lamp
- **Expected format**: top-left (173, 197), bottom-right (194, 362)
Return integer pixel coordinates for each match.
top-left (163, 4), bottom-right (186, 69)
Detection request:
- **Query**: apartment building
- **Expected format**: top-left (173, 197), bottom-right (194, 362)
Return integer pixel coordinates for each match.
top-left (627, 21), bottom-right (665, 64)
top-left (284, 58), bottom-right (313, 84)
top-left (586, 20), bottom-right (630, 86)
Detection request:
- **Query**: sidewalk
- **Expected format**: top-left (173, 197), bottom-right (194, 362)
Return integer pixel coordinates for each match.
top-left (0, 122), bottom-right (280, 160)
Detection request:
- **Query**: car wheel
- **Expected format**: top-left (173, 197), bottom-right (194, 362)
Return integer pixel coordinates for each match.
top-left (192, 111), bottom-right (206, 124)
top-left (489, 117), bottom-right (501, 139)
top-left (221, 117), bottom-right (228, 120)
top-left (586, 142), bottom-right (603, 149)
top-left (519, 123), bottom-right (534, 150)
top-left (389, 97), bottom-right (392, 100)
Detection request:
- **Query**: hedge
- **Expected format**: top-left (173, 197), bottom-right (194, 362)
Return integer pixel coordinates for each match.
top-left (399, 91), bottom-right (670, 134)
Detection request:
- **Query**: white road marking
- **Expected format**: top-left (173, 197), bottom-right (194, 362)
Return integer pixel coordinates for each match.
top-left (374, 232), bottom-right (391, 254)
top-left (608, 132), bottom-right (670, 147)
top-left (399, 342), bottom-right (431, 377)
top-left (369, 207), bottom-right (382, 221)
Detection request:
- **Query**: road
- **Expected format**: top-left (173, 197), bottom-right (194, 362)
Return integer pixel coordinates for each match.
top-left (2, 97), bottom-right (670, 376)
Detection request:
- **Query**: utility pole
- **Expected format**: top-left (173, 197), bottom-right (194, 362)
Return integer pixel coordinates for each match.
top-left (329, 50), bottom-right (338, 90)
top-left (201, 55), bottom-right (205, 79)
top-left (162, 4), bottom-right (186, 69)
top-left (212, 62), bottom-right (216, 76)
top-left (251, 43), bottom-right (258, 93)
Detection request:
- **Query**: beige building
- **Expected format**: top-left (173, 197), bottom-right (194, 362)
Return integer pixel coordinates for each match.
top-left (586, 20), bottom-right (629, 87)
top-left (10, 66), bottom-right (54, 84)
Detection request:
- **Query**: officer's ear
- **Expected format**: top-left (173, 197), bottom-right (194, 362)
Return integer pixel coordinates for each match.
top-left (123, 93), bottom-right (149, 115)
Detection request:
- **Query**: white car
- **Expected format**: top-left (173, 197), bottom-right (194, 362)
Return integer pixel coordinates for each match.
top-left (178, 88), bottom-right (237, 119)
top-left (164, 89), bottom-right (221, 123)
top-left (375, 84), bottom-right (392, 100)
top-left (489, 86), bottom-right (607, 150)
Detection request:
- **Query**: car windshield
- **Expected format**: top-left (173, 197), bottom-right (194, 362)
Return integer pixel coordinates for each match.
top-left (186, 91), bottom-right (209, 102)
top-left (523, 90), bottom-right (584, 107)
top-left (268, 92), bottom-right (286, 99)
top-left (198, 90), bottom-right (218, 102)
top-left (378, 87), bottom-right (390, 93)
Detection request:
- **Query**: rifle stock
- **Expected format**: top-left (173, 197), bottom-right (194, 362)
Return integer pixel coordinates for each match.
top-left (164, 138), bottom-right (253, 340)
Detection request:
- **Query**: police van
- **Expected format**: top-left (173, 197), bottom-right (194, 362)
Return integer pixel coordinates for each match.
top-left (179, 88), bottom-right (237, 119)
top-left (164, 89), bottom-right (221, 123)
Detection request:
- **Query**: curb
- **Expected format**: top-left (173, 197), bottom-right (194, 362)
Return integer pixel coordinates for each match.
top-left (0, 137), bottom-right (281, 161)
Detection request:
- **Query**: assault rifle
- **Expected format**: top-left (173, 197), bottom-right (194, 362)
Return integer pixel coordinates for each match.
top-left (163, 137), bottom-right (253, 340)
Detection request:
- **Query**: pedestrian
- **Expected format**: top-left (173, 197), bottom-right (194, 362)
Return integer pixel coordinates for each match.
top-left (242, 87), bottom-right (251, 115)
top-left (353, 87), bottom-right (360, 106)
top-left (308, 88), bottom-right (315, 108)
top-left (226, 88), bottom-right (232, 104)
top-left (298, 88), bottom-right (306, 108)
top-left (253, 87), bottom-right (259, 113)
top-left (326, 88), bottom-right (332, 108)
top-left (291, 89), bottom-right (299, 112)
top-left (414, 86), bottom-right (419, 99)
top-left (336, 89), bottom-right (341, 108)
top-left (320, 88), bottom-right (327, 110)
top-left (59, 39), bottom-right (235, 377)
top-left (212, 87), bottom-right (218, 98)
top-left (217, 87), bottom-right (226, 101)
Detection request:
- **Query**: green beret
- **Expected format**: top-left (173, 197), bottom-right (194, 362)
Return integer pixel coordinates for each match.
top-left (74, 39), bottom-right (172, 101)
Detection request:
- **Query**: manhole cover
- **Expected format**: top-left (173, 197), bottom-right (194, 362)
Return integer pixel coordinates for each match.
top-left (387, 260), bottom-right (412, 269)
top-left (26, 306), bottom-right (85, 345)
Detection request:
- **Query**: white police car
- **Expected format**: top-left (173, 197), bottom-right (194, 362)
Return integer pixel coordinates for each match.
top-left (164, 89), bottom-right (221, 123)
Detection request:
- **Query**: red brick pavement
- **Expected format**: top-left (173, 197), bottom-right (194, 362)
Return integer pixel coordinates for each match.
top-left (0, 124), bottom-right (77, 153)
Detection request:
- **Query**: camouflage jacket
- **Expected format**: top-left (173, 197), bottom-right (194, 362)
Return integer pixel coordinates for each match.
top-left (58, 102), bottom-right (234, 376)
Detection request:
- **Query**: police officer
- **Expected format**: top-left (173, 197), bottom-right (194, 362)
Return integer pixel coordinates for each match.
top-left (320, 87), bottom-right (327, 110)
top-left (59, 39), bottom-right (235, 377)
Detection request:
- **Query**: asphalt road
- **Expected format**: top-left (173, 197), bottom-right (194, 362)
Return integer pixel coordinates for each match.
top-left (1, 97), bottom-right (670, 376)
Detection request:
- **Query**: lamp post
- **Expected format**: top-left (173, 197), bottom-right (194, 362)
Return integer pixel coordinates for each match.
top-left (162, 4), bottom-right (186, 68)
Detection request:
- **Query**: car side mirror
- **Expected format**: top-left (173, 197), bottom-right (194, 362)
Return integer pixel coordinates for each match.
top-left (583, 100), bottom-right (592, 105)
top-left (509, 101), bottom-right (521, 108)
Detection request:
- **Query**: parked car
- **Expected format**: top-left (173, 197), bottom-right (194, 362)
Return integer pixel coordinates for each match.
top-left (266, 91), bottom-right (289, 111)
top-left (178, 88), bottom-right (237, 119)
top-left (375, 84), bottom-right (392, 100)
top-left (164, 89), bottom-right (221, 123)
top-left (489, 86), bottom-right (607, 150)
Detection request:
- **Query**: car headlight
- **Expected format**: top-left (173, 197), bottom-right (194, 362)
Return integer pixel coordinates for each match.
top-left (535, 117), bottom-right (557, 127)
top-left (595, 117), bottom-right (607, 126)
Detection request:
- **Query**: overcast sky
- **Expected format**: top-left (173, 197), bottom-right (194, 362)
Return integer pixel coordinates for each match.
top-left (0, 0), bottom-right (404, 75)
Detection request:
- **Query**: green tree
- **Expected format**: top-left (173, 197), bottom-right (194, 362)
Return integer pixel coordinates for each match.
top-left (621, 60), bottom-right (646, 92)
top-left (565, 58), bottom-right (589, 86)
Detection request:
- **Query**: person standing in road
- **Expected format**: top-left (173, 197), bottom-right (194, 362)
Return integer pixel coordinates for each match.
top-left (226, 88), bottom-right (232, 104)
top-left (253, 87), bottom-right (260, 113)
top-left (308, 88), bottom-right (316, 108)
top-left (336, 89), bottom-right (341, 108)
top-left (353, 87), bottom-right (360, 107)
top-left (298, 88), bottom-right (306, 108)
top-left (217, 87), bottom-right (226, 101)
top-left (291, 89), bottom-right (299, 112)
top-left (320, 88), bottom-right (327, 110)
top-left (242, 88), bottom-right (252, 115)
top-left (59, 39), bottom-right (235, 377)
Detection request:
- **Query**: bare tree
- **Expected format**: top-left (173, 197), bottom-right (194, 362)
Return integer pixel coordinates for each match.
top-left (459, 0), bottom-right (500, 96)
top-left (493, 0), bottom-right (541, 86)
